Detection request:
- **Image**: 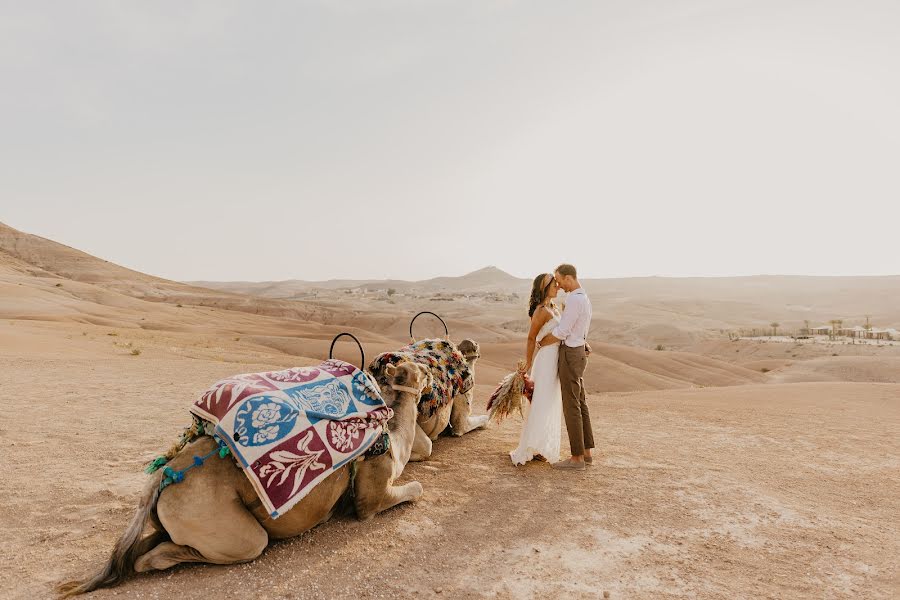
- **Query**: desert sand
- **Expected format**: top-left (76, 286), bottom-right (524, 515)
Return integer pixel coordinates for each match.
top-left (1, 221), bottom-right (898, 599)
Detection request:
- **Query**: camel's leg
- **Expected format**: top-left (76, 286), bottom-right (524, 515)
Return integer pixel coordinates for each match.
top-left (354, 453), bottom-right (425, 521)
top-left (408, 423), bottom-right (433, 462)
top-left (356, 481), bottom-right (424, 521)
top-left (135, 542), bottom-right (212, 572)
top-left (135, 511), bottom-right (267, 573)
top-left (450, 389), bottom-right (489, 436)
top-left (137, 483), bottom-right (269, 573)
top-left (418, 402), bottom-right (453, 440)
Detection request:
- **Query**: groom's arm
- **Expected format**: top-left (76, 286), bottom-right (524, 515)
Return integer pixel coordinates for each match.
top-left (538, 295), bottom-right (581, 347)
top-left (538, 332), bottom-right (561, 347)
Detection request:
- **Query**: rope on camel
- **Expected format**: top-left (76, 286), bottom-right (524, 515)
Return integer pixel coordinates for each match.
top-left (144, 416), bottom-right (232, 491)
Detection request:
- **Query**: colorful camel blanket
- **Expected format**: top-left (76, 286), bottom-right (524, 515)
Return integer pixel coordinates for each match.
top-left (368, 339), bottom-right (473, 418)
top-left (190, 360), bottom-right (392, 518)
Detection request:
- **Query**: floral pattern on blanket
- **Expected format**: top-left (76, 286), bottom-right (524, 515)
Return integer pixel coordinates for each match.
top-left (234, 397), bottom-right (298, 446)
top-left (191, 360), bottom-right (391, 518)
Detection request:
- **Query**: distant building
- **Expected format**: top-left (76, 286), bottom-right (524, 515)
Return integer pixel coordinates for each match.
top-left (839, 325), bottom-right (867, 338)
top-left (866, 328), bottom-right (892, 340)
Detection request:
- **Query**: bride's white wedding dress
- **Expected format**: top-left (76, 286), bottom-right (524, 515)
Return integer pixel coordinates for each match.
top-left (510, 307), bottom-right (563, 465)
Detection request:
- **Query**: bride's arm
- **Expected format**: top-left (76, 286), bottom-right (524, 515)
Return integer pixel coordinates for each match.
top-left (523, 310), bottom-right (551, 374)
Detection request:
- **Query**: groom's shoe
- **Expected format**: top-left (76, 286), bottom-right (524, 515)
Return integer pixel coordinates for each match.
top-left (552, 459), bottom-right (586, 471)
top-left (585, 455), bottom-right (593, 465)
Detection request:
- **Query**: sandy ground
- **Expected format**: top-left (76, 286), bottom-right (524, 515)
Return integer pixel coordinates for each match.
top-left (2, 334), bottom-right (898, 599)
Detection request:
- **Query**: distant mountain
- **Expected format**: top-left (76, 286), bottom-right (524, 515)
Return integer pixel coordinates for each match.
top-left (189, 262), bottom-right (900, 330)
top-left (5, 220), bottom-right (899, 342)
top-left (189, 265), bottom-right (530, 298)
top-left (423, 266), bottom-right (526, 291)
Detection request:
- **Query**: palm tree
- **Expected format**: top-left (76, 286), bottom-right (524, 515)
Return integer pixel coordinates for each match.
top-left (770, 322), bottom-right (780, 336)
top-left (829, 319), bottom-right (843, 339)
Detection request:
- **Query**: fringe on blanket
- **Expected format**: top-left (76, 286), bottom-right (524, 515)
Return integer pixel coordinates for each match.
top-left (145, 415), bottom-right (208, 474)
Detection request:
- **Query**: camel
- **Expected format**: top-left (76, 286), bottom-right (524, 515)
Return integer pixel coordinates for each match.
top-left (57, 361), bottom-right (431, 597)
top-left (370, 338), bottom-right (488, 463)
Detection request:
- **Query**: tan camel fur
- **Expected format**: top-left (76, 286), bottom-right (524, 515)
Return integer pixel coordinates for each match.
top-left (409, 339), bottom-right (488, 462)
top-left (57, 362), bottom-right (430, 597)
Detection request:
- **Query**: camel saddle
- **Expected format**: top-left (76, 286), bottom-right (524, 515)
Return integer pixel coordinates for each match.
top-left (368, 339), bottom-right (473, 418)
top-left (190, 360), bottom-right (392, 518)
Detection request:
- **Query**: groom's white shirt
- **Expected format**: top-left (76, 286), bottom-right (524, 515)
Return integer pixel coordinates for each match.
top-left (552, 288), bottom-right (592, 347)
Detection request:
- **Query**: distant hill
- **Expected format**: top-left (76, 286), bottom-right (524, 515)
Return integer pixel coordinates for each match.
top-left (189, 265), bottom-right (530, 298)
top-left (191, 261), bottom-right (900, 335)
top-left (0, 221), bottom-right (168, 285)
top-left (0, 221), bottom-right (342, 324)
top-left (4, 221), bottom-right (899, 349)
top-left (580, 274), bottom-right (900, 336)
top-left (423, 266), bottom-right (526, 291)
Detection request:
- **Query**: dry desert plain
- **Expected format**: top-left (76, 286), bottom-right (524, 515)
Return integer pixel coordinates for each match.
top-left (1, 221), bottom-right (898, 599)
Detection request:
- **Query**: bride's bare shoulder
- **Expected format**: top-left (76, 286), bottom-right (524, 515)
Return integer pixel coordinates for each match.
top-left (530, 306), bottom-right (552, 326)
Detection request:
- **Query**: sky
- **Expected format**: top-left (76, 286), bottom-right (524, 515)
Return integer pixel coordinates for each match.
top-left (1, 0), bottom-right (898, 282)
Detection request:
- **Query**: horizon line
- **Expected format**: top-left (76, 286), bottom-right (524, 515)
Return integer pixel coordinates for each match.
top-left (183, 270), bottom-right (900, 285)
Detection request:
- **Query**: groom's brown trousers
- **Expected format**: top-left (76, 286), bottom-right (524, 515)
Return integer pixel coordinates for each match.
top-left (558, 344), bottom-right (594, 456)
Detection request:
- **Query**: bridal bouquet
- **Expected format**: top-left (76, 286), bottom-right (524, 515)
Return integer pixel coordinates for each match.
top-left (486, 360), bottom-right (534, 423)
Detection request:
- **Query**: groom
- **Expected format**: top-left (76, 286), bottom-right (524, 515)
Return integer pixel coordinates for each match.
top-left (537, 263), bottom-right (594, 471)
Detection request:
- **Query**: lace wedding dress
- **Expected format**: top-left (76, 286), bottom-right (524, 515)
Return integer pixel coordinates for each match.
top-left (510, 307), bottom-right (563, 465)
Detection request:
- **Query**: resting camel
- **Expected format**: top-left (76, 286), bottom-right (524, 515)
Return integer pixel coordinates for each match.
top-left (370, 338), bottom-right (488, 463)
top-left (58, 362), bottom-right (430, 597)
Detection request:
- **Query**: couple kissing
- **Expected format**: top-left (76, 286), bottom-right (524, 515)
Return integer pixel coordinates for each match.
top-left (510, 263), bottom-right (595, 471)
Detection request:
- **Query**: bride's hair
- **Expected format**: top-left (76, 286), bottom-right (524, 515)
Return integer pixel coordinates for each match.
top-left (528, 273), bottom-right (553, 318)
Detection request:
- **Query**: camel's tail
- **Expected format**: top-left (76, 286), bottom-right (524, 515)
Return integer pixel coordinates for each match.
top-left (56, 471), bottom-right (165, 597)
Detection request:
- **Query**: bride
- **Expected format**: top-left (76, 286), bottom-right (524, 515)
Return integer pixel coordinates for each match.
top-left (510, 273), bottom-right (563, 465)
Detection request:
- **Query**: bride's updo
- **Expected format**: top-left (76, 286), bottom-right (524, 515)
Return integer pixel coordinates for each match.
top-left (528, 273), bottom-right (552, 318)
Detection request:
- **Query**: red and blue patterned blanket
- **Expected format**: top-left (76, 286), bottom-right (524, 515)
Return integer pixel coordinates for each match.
top-left (368, 339), bottom-right (473, 417)
top-left (190, 360), bottom-right (391, 518)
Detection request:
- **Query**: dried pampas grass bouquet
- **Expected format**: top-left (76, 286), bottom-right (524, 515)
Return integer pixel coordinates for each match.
top-left (486, 360), bottom-right (534, 423)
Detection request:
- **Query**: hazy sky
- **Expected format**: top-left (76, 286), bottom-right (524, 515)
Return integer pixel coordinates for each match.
top-left (2, 1), bottom-right (898, 282)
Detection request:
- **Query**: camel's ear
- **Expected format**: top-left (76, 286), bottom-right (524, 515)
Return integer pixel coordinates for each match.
top-left (385, 363), bottom-right (397, 378)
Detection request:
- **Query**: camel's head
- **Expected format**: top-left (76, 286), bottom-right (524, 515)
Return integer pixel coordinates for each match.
top-left (457, 338), bottom-right (480, 369)
top-left (383, 362), bottom-right (432, 407)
